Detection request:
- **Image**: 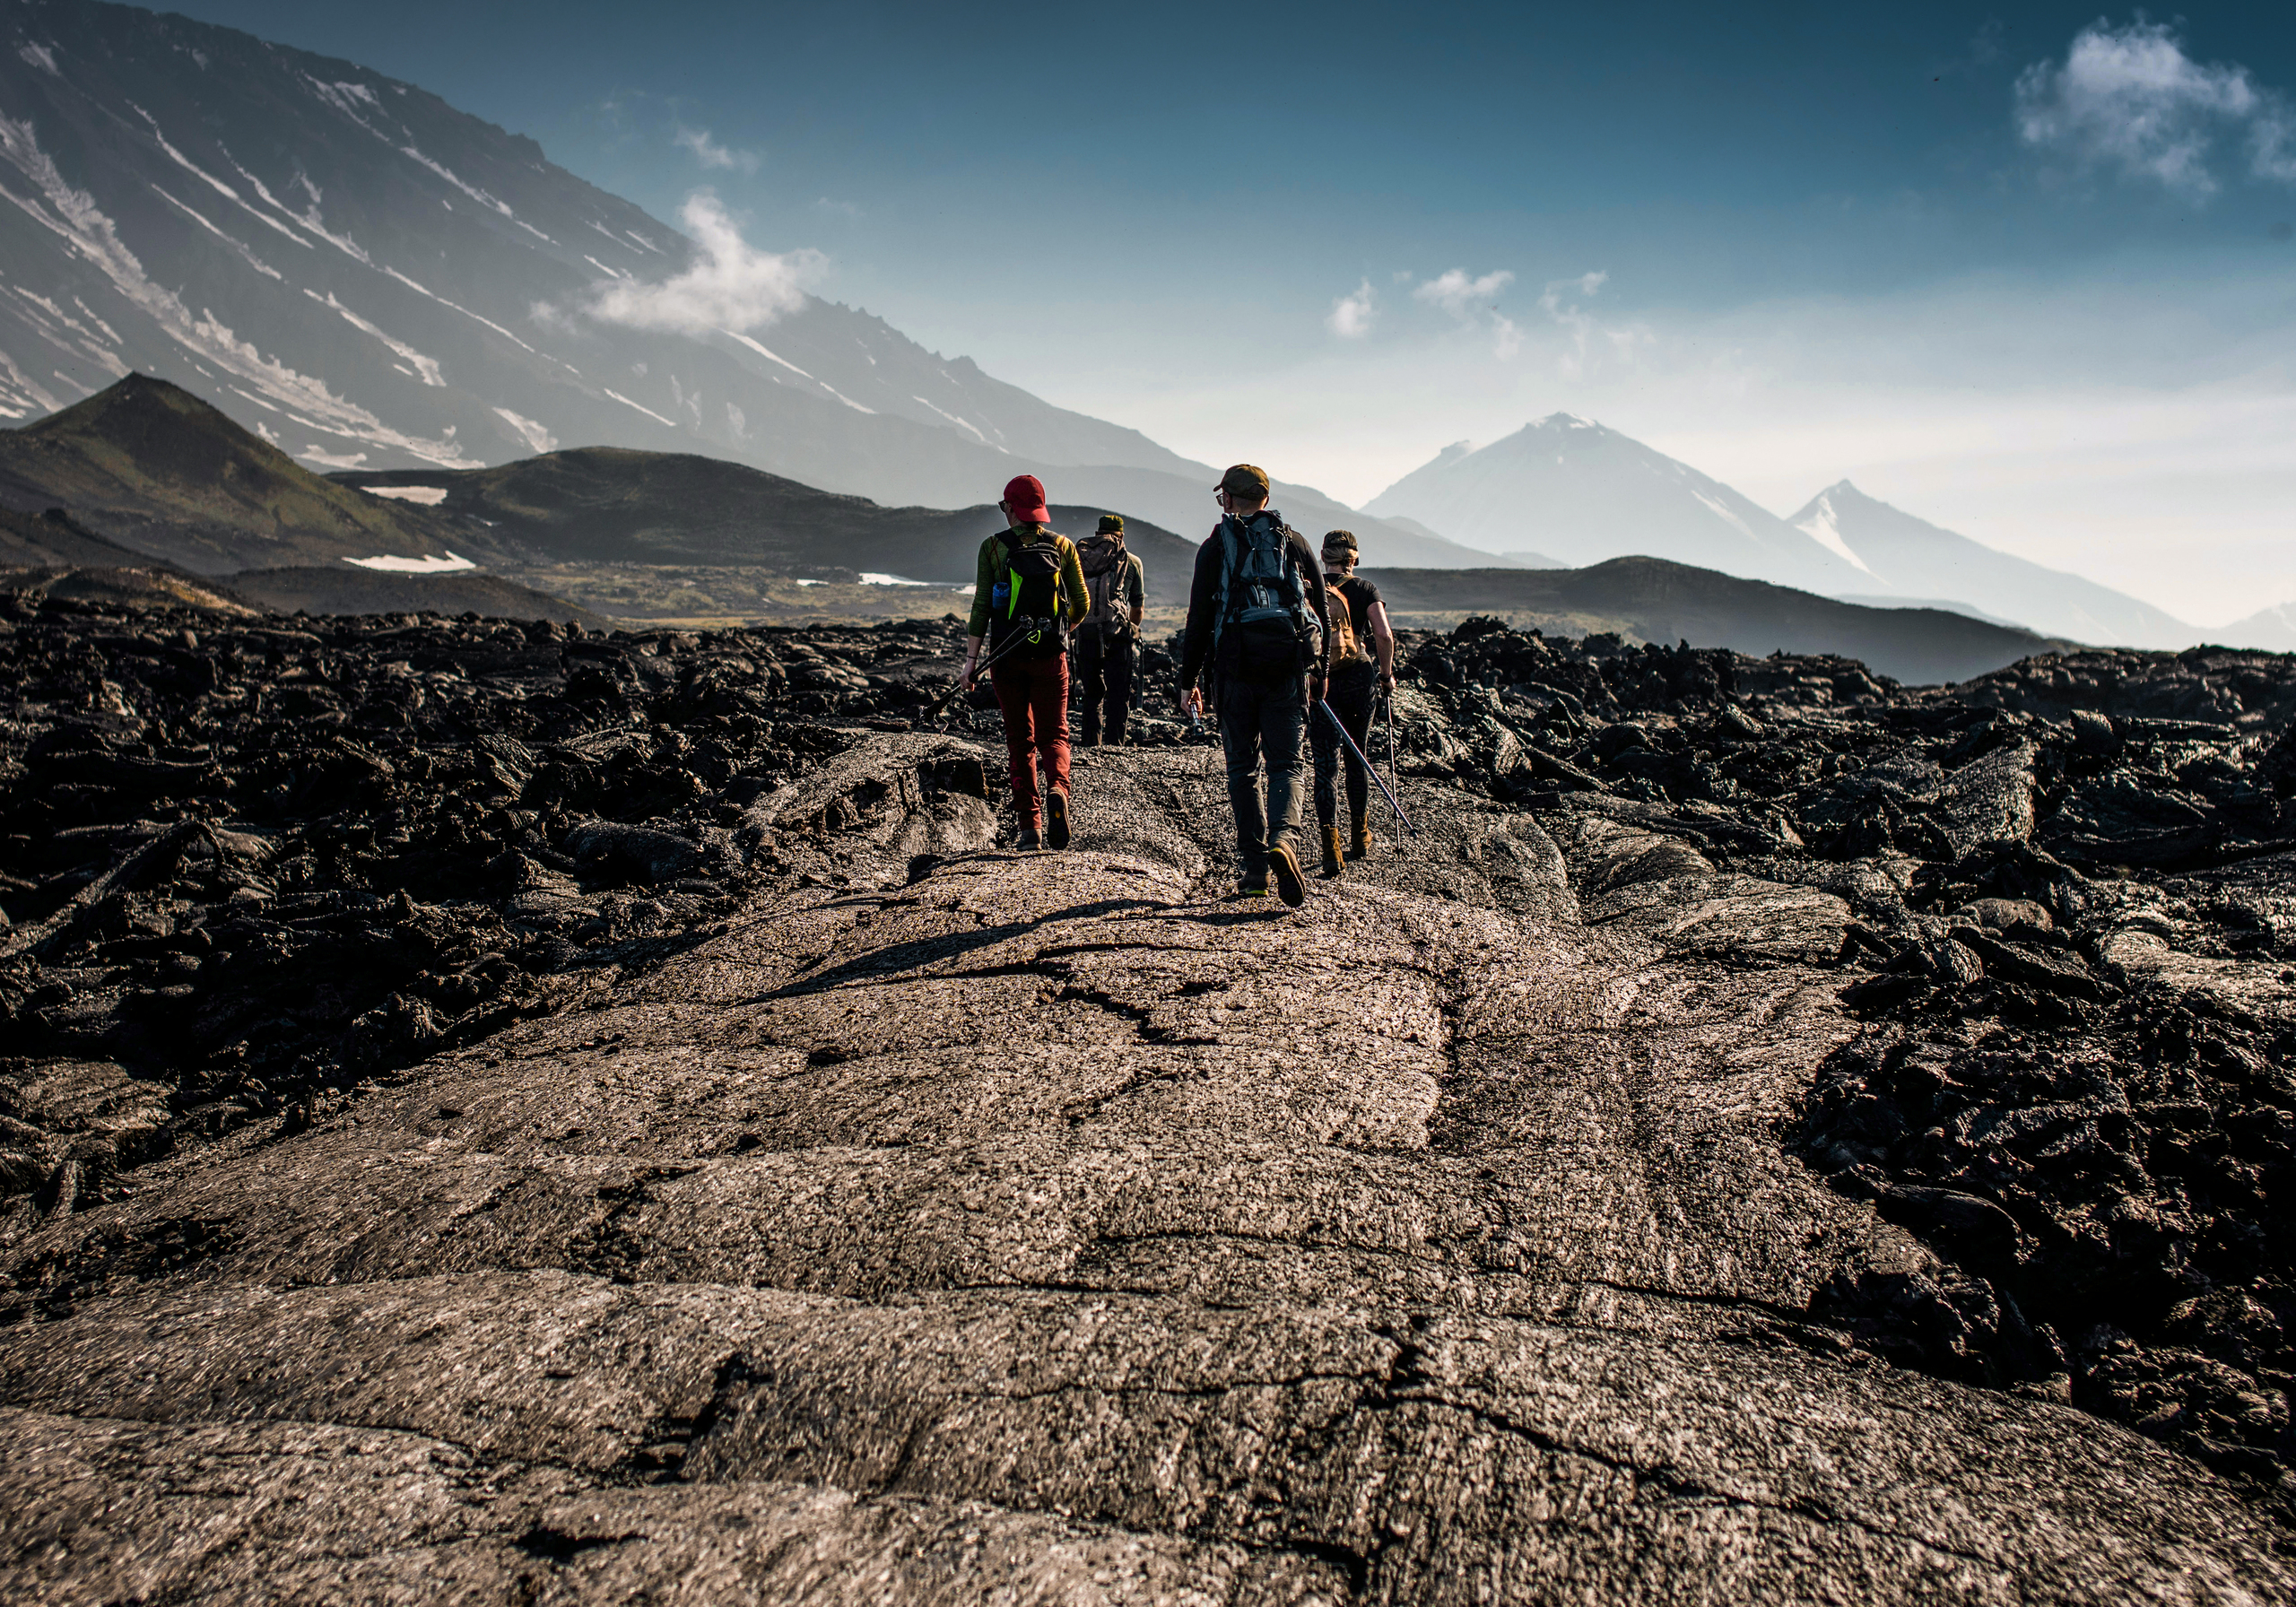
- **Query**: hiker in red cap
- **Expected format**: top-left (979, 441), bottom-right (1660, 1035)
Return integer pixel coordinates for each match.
top-left (962, 474), bottom-right (1089, 850)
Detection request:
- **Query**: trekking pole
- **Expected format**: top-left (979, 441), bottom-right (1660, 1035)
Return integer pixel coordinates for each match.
top-left (1383, 691), bottom-right (1409, 829)
top-left (1320, 699), bottom-right (1415, 837)
top-left (923, 630), bottom-right (1032, 722)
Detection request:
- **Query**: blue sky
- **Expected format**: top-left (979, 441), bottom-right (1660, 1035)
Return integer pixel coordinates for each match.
top-left (164, 1), bottom-right (2296, 621)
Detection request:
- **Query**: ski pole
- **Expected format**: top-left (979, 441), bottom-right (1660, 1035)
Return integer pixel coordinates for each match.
top-left (1319, 699), bottom-right (1415, 837)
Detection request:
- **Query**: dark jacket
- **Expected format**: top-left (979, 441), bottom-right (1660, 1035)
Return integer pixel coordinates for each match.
top-left (1178, 511), bottom-right (1335, 690)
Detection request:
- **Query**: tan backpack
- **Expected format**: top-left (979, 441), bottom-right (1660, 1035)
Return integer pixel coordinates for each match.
top-left (1326, 586), bottom-right (1368, 666)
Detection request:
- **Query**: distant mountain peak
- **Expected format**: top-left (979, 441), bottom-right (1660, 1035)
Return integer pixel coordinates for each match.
top-left (1531, 412), bottom-right (1603, 434)
top-left (1366, 413), bottom-right (1869, 595)
top-left (1809, 479), bottom-right (1891, 511)
top-left (1784, 477), bottom-right (2192, 648)
top-left (1787, 483), bottom-right (1876, 577)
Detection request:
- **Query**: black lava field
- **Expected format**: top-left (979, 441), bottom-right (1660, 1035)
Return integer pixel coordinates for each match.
top-left (2, 588), bottom-right (2292, 1524)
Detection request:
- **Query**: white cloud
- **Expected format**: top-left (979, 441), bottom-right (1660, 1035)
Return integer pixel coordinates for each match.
top-left (1536, 270), bottom-right (1639, 378)
top-left (584, 192), bottom-right (821, 334)
top-left (673, 126), bottom-right (760, 174)
top-left (1412, 267), bottom-right (1514, 319)
top-left (2015, 20), bottom-right (2296, 195)
top-left (1326, 278), bottom-right (1376, 338)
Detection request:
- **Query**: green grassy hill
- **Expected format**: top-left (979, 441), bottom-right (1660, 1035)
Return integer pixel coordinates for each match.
top-left (0, 375), bottom-right (458, 573)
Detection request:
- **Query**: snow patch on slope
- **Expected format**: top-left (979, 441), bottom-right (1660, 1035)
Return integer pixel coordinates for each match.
top-left (491, 405), bottom-right (555, 454)
top-left (343, 548), bottom-right (473, 571)
top-left (1791, 491), bottom-right (1876, 576)
top-left (0, 111), bottom-right (473, 465)
top-left (911, 394), bottom-right (989, 442)
top-left (602, 388), bottom-right (677, 427)
top-left (303, 289), bottom-right (444, 385)
top-left (149, 185), bottom-right (282, 280)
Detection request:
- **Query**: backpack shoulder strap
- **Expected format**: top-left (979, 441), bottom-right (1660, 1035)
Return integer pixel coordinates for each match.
top-left (1212, 519), bottom-right (1238, 647)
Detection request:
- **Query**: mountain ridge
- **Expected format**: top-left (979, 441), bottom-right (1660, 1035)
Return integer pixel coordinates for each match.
top-left (0, 373), bottom-right (459, 570)
top-left (1360, 555), bottom-right (2067, 685)
top-left (1785, 480), bottom-right (2191, 650)
top-left (1365, 414), bottom-right (1873, 596)
top-left (0, 0), bottom-right (1478, 567)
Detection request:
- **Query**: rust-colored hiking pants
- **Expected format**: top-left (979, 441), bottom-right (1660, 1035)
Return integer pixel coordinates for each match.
top-left (991, 653), bottom-right (1071, 829)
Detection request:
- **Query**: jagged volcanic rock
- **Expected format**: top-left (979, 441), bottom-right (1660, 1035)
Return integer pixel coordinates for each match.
top-left (0, 595), bottom-right (2291, 1600)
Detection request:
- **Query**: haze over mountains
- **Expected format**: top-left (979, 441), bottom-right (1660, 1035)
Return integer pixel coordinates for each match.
top-left (1366, 416), bottom-right (2209, 649)
top-left (0, 371), bottom-right (2078, 687)
top-left (1782, 481), bottom-right (2193, 650)
top-left (0, 0), bottom-right (1485, 567)
top-left (0, 372), bottom-right (1210, 601)
top-left (0, 0), bottom-right (2269, 651)
top-left (1368, 416), bottom-right (1873, 599)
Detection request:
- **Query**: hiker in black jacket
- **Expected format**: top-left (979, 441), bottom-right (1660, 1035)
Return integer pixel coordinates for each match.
top-left (1071, 515), bottom-right (1145, 746)
top-left (1176, 465), bottom-right (1335, 908)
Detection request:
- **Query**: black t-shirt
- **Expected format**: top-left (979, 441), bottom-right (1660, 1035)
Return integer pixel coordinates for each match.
top-left (1330, 575), bottom-right (1383, 689)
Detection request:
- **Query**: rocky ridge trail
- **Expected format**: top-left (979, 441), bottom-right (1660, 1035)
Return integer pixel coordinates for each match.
top-left (0, 595), bottom-right (2292, 1599)
top-left (0, 760), bottom-right (2286, 1600)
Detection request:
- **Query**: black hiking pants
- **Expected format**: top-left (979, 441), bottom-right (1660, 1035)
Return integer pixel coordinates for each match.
top-left (1072, 628), bottom-right (1136, 746)
top-left (1310, 682), bottom-right (1374, 826)
top-left (1215, 672), bottom-right (1307, 876)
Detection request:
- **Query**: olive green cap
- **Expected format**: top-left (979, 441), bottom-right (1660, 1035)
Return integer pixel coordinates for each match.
top-left (1217, 464), bottom-right (1270, 499)
top-left (1321, 529), bottom-right (1358, 556)
top-left (1096, 514), bottom-right (1125, 534)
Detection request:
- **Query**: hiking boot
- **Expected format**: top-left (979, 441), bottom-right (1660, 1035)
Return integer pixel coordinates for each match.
top-left (1348, 810), bottom-right (1372, 860)
top-left (1320, 823), bottom-right (1344, 878)
top-left (1015, 824), bottom-right (1042, 851)
top-left (1238, 867), bottom-right (1269, 899)
top-left (1269, 842), bottom-right (1307, 908)
top-left (1045, 788), bottom-right (1071, 851)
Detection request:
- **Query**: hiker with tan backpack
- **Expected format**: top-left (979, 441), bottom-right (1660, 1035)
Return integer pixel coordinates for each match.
top-left (1309, 529), bottom-right (1396, 875)
top-left (1071, 515), bottom-right (1145, 746)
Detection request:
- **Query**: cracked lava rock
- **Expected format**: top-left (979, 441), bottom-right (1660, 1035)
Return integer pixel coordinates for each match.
top-left (0, 588), bottom-right (2291, 1603)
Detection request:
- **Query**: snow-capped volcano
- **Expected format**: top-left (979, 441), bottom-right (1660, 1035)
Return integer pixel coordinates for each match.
top-left (0, 0), bottom-right (1191, 484)
top-left (1787, 482), bottom-right (2191, 650)
top-left (0, 0), bottom-right (1489, 564)
top-left (1366, 414), bottom-right (1874, 596)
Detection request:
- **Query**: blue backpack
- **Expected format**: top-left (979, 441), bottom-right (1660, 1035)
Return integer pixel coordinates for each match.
top-left (1213, 514), bottom-right (1322, 675)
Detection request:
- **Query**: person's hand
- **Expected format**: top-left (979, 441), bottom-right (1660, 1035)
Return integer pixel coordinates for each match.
top-left (1309, 675), bottom-right (1326, 704)
top-left (962, 661), bottom-right (979, 692)
top-left (1381, 673), bottom-right (1397, 695)
top-left (1178, 685), bottom-right (1203, 717)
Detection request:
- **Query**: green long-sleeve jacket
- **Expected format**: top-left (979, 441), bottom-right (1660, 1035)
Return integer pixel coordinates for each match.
top-left (966, 524), bottom-right (1090, 638)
